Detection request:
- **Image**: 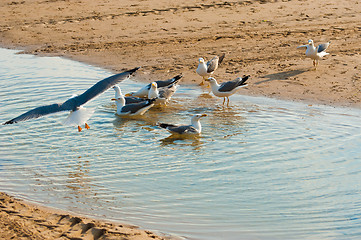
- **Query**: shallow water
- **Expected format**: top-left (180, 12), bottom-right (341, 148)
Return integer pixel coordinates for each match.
top-left (1, 48), bottom-right (361, 240)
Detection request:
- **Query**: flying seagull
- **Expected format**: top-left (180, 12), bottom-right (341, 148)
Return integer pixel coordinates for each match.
top-left (147, 81), bottom-right (179, 106)
top-left (206, 75), bottom-right (249, 106)
top-left (297, 39), bottom-right (330, 68)
top-left (112, 86), bottom-right (155, 116)
top-left (126, 73), bottom-right (183, 98)
top-left (159, 114), bottom-right (207, 135)
top-left (4, 67), bottom-right (140, 131)
top-left (196, 53), bottom-right (225, 85)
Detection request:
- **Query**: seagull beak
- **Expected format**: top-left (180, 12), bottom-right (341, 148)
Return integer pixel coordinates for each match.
top-left (111, 98), bottom-right (116, 101)
top-left (201, 114), bottom-right (207, 117)
top-left (125, 93), bottom-right (132, 97)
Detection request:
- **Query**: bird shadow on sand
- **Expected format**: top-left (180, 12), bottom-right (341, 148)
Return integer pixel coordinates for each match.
top-left (254, 69), bottom-right (308, 85)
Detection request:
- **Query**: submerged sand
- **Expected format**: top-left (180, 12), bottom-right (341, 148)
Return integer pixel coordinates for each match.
top-left (0, 0), bottom-right (360, 239)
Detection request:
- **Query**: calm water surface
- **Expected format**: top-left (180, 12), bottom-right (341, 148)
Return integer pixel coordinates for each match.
top-left (1, 48), bottom-right (361, 240)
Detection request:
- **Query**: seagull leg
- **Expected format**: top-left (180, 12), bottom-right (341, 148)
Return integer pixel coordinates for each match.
top-left (223, 97), bottom-right (226, 105)
top-left (199, 77), bottom-right (205, 86)
top-left (85, 123), bottom-right (90, 129)
top-left (227, 97), bottom-right (230, 107)
top-left (78, 126), bottom-right (82, 132)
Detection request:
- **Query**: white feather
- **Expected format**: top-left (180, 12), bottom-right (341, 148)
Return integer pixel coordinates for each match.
top-left (63, 107), bottom-right (95, 126)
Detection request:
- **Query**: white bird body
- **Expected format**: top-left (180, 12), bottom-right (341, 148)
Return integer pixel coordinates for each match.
top-left (297, 39), bottom-right (330, 68)
top-left (113, 86), bottom-right (155, 116)
top-left (159, 114), bottom-right (207, 135)
top-left (148, 82), bottom-right (178, 106)
top-left (196, 54), bottom-right (225, 85)
top-left (207, 76), bottom-right (249, 105)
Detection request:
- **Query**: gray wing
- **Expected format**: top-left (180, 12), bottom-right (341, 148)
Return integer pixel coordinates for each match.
top-left (206, 54), bottom-right (225, 73)
top-left (160, 123), bottom-right (197, 134)
top-left (120, 99), bottom-right (155, 114)
top-left (218, 76), bottom-right (248, 92)
top-left (125, 96), bottom-right (147, 104)
top-left (158, 84), bottom-right (177, 99)
top-left (206, 56), bottom-right (219, 73)
top-left (155, 74), bottom-right (183, 88)
top-left (317, 42), bottom-right (330, 53)
top-left (72, 67), bottom-right (139, 107)
top-left (4, 103), bottom-right (68, 124)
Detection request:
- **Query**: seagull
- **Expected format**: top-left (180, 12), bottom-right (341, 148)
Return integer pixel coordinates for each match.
top-left (112, 85), bottom-right (146, 104)
top-left (147, 81), bottom-right (179, 106)
top-left (3, 67), bottom-right (140, 131)
top-left (112, 87), bottom-right (155, 116)
top-left (196, 53), bottom-right (225, 85)
top-left (206, 75), bottom-right (249, 106)
top-left (159, 114), bottom-right (207, 135)
top-left (126, 74), bottom-right (183, 98)
top-left (297, 39), bottom-right (330, 68)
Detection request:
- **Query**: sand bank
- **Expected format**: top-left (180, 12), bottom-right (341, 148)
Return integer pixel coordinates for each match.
top-left (0, 0), bottom-right (360, 108)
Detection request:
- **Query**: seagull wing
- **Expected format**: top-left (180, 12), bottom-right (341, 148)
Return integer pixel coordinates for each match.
top-left (156, 74), bottom-right (183, 88)
top-left (317, 42), bottom-right (330, 53)
top-left (73, 67), bottom-right (139, 107)
top-left (218, 76), bottom-right (248, 92)
top-left (120, 99), bottom-right (154, 114)
top-left (206, 56), bottom-right (219, 73)
top-left (159, 124), bottom-right (197, 134)
top-left (4, 103), bottom-right (68, 124)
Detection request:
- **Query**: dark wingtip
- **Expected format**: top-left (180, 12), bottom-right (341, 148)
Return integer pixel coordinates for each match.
top-left (3, 120), bottom-right (15, 125)
top-left (149, 98), bottom-right (158, 103)
top-left (128, 67), bottom-right (141, 75)
top-left (174, 73), bottom-right (183, 80)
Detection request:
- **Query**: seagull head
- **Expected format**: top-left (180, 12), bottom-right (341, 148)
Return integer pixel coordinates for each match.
top-left (192, 113), bottom-right (207, 121)
top-left (198, 58), bottom-right (205, 63)
top-left (206, 77), bottom-right (217, 83)
top-left (308, 39), bottom-right (314, 45)
top-left (112, 85), bottom-right (123, 98)
top-left (151, 82), bottom-right (158, 89)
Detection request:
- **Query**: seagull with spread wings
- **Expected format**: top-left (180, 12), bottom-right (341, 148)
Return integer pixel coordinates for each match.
top-left (4, 67), bottom-right (140, 131)
top-left (297, 39), bottom-right (330, 68)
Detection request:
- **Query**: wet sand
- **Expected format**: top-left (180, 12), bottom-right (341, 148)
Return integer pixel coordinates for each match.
top-left (0, 0), bottom-right (360, 239)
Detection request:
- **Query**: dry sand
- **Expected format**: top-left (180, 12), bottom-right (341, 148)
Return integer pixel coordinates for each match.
top-left (0, 0), bottom-right (360, 239)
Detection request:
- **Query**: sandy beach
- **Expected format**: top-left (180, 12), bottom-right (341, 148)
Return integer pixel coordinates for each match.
top-left (0, 0), bottom-right (360, 239)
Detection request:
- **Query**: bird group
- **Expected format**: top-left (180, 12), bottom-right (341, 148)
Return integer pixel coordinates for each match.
top-left (3, 38), bottom-right (330, 135)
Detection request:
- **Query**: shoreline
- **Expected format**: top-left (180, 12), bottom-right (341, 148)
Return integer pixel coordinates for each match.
top-left (0, 191), bottom-right (178, 240)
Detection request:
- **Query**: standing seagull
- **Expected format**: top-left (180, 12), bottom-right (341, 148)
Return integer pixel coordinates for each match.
top-left (206, 75), bottom-right (249, 106)
top-left (148, 81), bottom-right (179, 106)
top-left (3, 67), bottom-right (140, 131)
top-left (159, 114), bottom-right (207, 135)
top-left (126, 74), bottom-right (183, 98)
top-left (196, 53), bottom-right (225, 85)
top-left (112, 86), bottom-right (156, 116)
top-left (297, 39), bottom-right (330, 68)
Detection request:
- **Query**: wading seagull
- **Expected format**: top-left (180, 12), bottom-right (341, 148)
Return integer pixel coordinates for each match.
top-left (297, 39), bottom-right (330, 68)
top-left (206, 75), bottom-right (249, 106)
top-left (126, 74), bottom-right (183, 98)
top-left (148, 81), bottom-right (179, 106)
top-left (159, 114), bottom-right (207, 135)
top-left (112, 86), bottom-right (156, 116)
top-left (3, 67), bottom-right (140, 131)
top-left (196, 53), bottom-right (225, 85)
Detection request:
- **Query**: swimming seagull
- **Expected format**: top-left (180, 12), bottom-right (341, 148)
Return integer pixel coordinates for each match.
top-left (206, 75), bottom-right (249, 106)
top-left (159, 114), bottom-right (207, 135)
top-left (196, 53), bottom-right (225, 85)
top-left (297, 39), bottom-right (330, 68)
top-left (112, 86), bottom-right (156, 116)
top-left (148, 81), bottom-right (179, 106)
top-left (112, 85), bottom-right (146, 104)
top-left (3, 67), bottom-right (140, 131)
top-left (126, 74), bottom-right (183, 98)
